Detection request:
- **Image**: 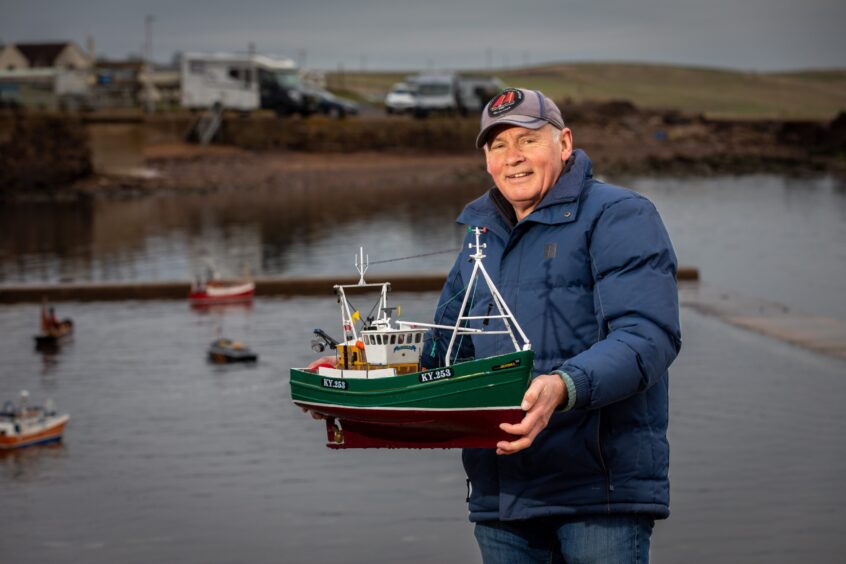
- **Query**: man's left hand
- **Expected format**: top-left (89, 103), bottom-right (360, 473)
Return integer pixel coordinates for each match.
top-left (496, 374), bottom-right (566, 455)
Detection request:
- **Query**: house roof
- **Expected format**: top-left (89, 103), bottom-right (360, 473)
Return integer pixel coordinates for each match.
top-left (14, 42), bottom-right (73, 67)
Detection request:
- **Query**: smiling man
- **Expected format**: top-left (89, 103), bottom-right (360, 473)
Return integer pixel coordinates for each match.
top-left (423, 88), bottom-right (682, 563)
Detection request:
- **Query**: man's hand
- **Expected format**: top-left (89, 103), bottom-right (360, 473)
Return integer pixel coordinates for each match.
top-left (300, 356), bottom-right (337, 420)
top-left (496, 374), bottom-right (566, 455)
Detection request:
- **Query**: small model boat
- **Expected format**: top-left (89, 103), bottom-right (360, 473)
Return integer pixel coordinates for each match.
top-left (34, 301), bottom-right (73, 350)
top-left (0, 390), bottom-right (70, 450)
top-left (290, 232), bottom-right (534, 449)
top-left (208, 338), bottom-right (258, 363)
top-left (189, 266), bottom-right (255, 306)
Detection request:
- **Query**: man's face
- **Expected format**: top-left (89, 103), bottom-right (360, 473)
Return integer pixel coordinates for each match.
top-left (484, 124), bottom-right (573, 220)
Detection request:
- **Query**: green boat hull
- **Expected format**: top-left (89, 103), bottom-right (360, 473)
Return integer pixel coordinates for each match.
top-left (290, 350), bottom-right (534, 448)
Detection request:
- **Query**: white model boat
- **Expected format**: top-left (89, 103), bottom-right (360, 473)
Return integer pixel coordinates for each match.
top-left (0, 390), bottom-right (70, 450)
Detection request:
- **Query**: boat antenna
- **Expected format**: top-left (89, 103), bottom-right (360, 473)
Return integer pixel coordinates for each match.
top-left (355, 246), bottom-right (369, 285)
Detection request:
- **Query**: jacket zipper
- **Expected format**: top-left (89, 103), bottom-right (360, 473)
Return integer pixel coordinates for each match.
top-left (595, 409), bottom-right (613, 511)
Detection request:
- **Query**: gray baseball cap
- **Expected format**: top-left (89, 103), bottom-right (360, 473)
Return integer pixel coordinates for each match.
top-left (476, 88), bottom-right (565, 149)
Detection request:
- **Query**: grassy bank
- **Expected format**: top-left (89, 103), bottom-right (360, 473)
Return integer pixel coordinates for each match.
top-left (326, 62), bottom-right (846, 121)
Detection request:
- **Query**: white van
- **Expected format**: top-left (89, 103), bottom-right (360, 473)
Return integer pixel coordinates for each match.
top-left (407, 74), bottom-right (457, 116)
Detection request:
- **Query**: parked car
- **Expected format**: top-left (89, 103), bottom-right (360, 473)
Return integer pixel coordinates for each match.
top-left (310, 88), bottom-right (359, 117)
top-left (384, 82), bottom-right (417, 114)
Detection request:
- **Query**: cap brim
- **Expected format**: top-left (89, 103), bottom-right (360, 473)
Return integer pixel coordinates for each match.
top-left (475, 116), bottom-right (549, 149)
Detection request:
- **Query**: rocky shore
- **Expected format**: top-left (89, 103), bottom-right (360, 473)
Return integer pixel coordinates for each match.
top-left (2, 100), bottom-right (844, 201)
top-left (0, 110), bottom-right (92, 196)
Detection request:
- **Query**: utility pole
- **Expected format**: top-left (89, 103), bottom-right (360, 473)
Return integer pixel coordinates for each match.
top-left (144, 15), bottom-right (154, 67)
top-left (142, 15), bottom-right (156, 113)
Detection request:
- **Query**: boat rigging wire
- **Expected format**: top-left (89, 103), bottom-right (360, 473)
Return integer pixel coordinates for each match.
top-left (368, 248), bottom-right (460, 265)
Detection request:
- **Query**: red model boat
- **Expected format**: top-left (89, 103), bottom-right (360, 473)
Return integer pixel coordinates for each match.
top-left (188, 279), bottom-right (255, 305)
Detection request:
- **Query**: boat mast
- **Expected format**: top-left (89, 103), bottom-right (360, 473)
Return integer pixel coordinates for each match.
top-left (444, 227), bottom-right (531, 366)
top-left (355, 246), bottom-right (368, 286)
top-left (336, 247), bottom-right (390, 343)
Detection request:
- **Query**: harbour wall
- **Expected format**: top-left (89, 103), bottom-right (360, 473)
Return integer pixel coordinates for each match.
top-left (0, 267), bottom-right (700, 303)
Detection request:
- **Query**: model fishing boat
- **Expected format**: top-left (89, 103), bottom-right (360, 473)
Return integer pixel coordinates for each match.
top-left (189, 266), bottom-right (255, 306)
top-left (290, 229), bottom-right (534, 449)
top-left (0, 390), bottom-right (70, 450)
top-left (34, 301), bottom-right (73, 350)
top-left (208, 338), bottom-right (259, 364)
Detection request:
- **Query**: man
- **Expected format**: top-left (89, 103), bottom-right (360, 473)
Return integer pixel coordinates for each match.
top-left (422, 88), bottom-right (681, 563)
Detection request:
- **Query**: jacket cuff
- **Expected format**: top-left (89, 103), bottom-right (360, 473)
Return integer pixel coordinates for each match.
top-left (551, 370), bottom-right (577, 412)
top-left (559, 365), bottom-right (591, 410)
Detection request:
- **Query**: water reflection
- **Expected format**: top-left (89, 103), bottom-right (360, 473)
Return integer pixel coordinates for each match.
top-left (0, 441), bottom-right (68, 477)
top-left (189, 301), bottom-right (255, 316)
top-left (3, 173), bottom-right (845, 319)
top-left (0, 179), bottom-right (483, 283)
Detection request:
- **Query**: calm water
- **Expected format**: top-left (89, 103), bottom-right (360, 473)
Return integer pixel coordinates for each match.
top-left (3, 173), bottom-right (846, 319)
top-left (627, 174), bottom-right (846, 320)
top-left (1, 297), bottom-right (845, 563)
top-left (2, 171), bottom-right (846, 562)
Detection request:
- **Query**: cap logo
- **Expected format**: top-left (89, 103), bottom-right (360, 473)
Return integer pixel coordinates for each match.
top-left (488, 88), bottom-right (524, 117)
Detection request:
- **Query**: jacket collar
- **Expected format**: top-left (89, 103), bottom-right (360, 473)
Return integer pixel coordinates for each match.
top-left (457, 149), bottom-right (593, 234)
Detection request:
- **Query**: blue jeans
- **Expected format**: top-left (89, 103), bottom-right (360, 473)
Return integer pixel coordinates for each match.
top-left (474, 514), bottom-right (655, 564)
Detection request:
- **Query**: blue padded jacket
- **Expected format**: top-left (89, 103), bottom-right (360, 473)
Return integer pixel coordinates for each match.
top-left (423, 149), bottom-right (681, 521)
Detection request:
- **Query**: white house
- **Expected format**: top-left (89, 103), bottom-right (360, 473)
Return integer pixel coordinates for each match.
top-left (0, 41), bottom-right (92, 109)
top-left (0, 41), bottom-right (92, 71)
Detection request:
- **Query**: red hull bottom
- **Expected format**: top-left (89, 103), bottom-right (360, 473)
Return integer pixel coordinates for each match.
top-left (295, 402), bottom-right (524, 449)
